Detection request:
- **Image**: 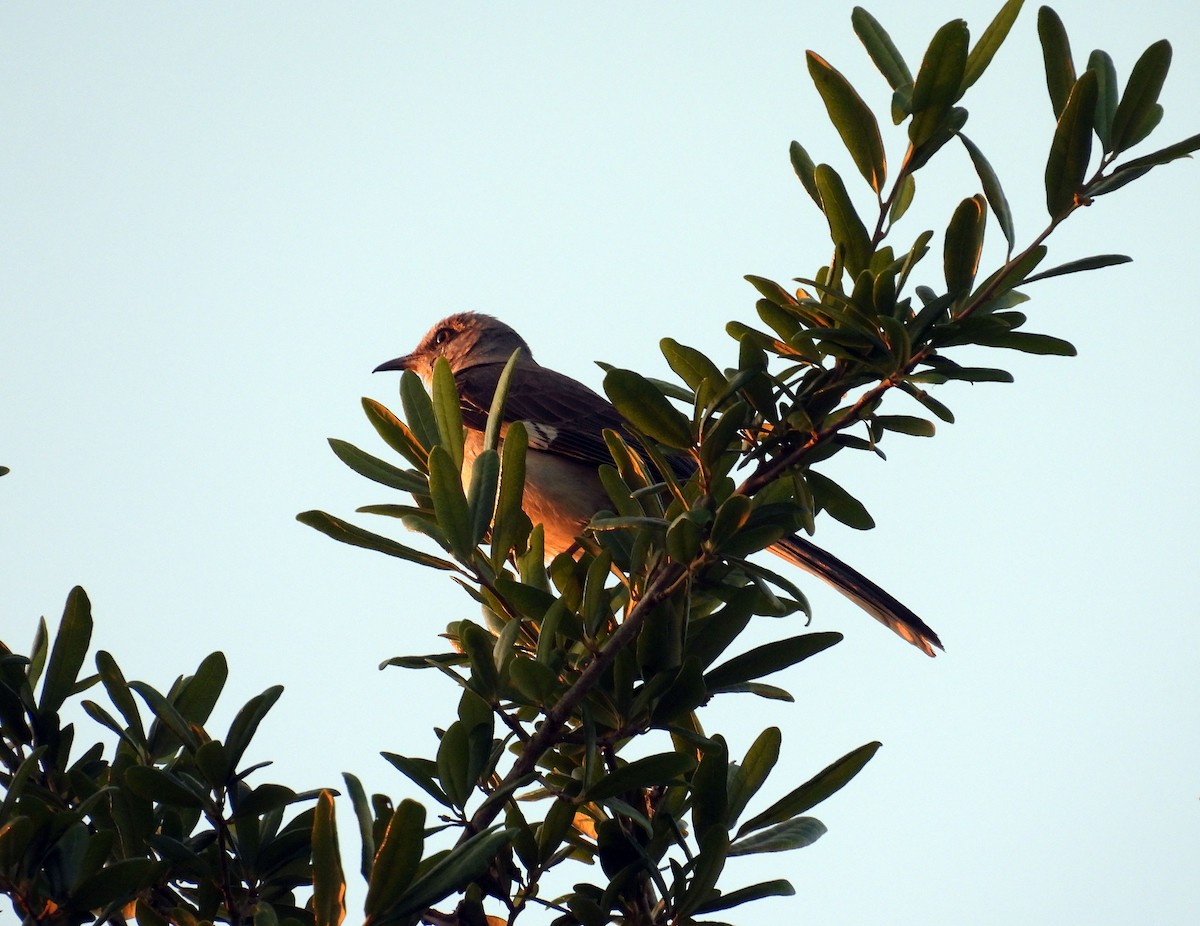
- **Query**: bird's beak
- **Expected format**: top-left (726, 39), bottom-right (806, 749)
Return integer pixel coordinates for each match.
top-left (373, 354), bottom-right (415, 373)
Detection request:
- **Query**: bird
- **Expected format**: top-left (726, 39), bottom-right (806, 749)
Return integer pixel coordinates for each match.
top-left (374, 312), bottom-right (943, 656)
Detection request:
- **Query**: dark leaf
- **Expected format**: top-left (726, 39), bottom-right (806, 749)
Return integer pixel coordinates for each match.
top-left (311, 791), bottom-right (346, 926)
top-left (737, 742), bottom-right (881, 836)
top-left (329, 439), bottom-right (427, 494)
top-left (908, 19), bottom-right (969, 147)
top-left (788, 141), bottom-right (821, 207)
top-left (1023, 253), bottom-right (1131, 283)
top-left (729, 816), bottom-right (827, 855)
top-left (585, 752), bottom-right (697, 801)
top-left (943, 195), bottom-right (987, 297)
top-left (1045, 70), bottom-right (1098, 219)
top-left (1110, 39), bottom-right (1172, 154)
top-left (692, 878), bottom-right (795, 915)
top-left (813, 164), bottom-right (872, 277)
top-left (962, 0), bottom-right (1024, 91)
top-left (39, 586), bottom-right (93, 713)
top-left (297, 510), bottom-right (458, 571)
top-left (851, 7), bottom-right (912, 89)
top-left (806, 470), bottom-right (876, 530)
top-left (959, 133), bottom-right (1015, 254)
top-left (362, 397), bottom-right (428, 468)
top-left (364, 799), bottom-right (426, 920)
top-left (603, 368), bottom-right (693, 449)
top-left (1088, 49), bottom-right (1119, 151)
top-left (1037, 6), bottom-right (1076, 118)
top-left (705, 634), bottom-right (840, 693)
top-left (430, 357), bottom-right (465, 468)
top-left (807, 51), bottom-right (887, 192)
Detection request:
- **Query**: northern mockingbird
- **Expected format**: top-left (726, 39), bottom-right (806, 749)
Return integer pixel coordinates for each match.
top-left (374, 312), bottom-right (943, 656)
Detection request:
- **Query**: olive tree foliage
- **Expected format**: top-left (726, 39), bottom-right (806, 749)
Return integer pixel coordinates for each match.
top-left (2, 4), bottom-right (1197, 926)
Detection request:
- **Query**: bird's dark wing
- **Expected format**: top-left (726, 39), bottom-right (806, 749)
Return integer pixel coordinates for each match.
top-left (454, 361), bottom-right (625, 468)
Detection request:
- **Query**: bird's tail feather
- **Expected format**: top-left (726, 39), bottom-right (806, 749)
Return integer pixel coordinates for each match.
top-left (770, 535), bottom-right (943, 657)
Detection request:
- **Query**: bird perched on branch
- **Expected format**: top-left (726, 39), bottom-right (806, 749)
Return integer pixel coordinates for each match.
top-left (374, 312), bottom-right (943, 656)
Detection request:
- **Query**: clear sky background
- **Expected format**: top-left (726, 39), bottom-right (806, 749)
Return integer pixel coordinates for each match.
top-left (2, 2), bottom-right (1197, 923)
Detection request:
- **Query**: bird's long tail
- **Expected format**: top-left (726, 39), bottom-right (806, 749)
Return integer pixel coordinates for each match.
top-left (770, 535), bottom-right (944, 657)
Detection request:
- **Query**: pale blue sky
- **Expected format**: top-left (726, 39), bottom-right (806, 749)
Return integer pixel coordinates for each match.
top-left (2, 2), bottom-right (1198, 923)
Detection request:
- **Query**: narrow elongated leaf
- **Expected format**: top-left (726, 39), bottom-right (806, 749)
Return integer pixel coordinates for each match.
top-left (364, 799), bottom-right (425, 919)
top-left (1123, 104), bottom-right (1163, 151)
top-left (466, 449), bottom-right (500, 547)
top-left (661, 337), bottom-right (727, 410)
top-left (726, 727), bottom-right (781, 827)
top-left (737, 742), bottom-right (881, 836)
top-left (381, 753), bottom-right (451, 807)
top-left (943, 195), bottom-right (986, 297)
top-left (297, 510), bottom-right (457, 570)
top-left (430, 357), bottom-right (465, 468)
top-left (851, 7), bottom-right (912, 89)
top-left (813, 164), bottom-right (871, 277)
top-left (705, 634), bottom-right (839, 693)
top-left (1090, 132), bottom-right (1200, 198)
top-left (585, 752), bottom-right (697, 801)
top-left (959, 133), bottom-right (1015, 253)
top-left (426, 446), bottom-right (475, 558)
top-left (962, 0), bottom-right (1024, 91)
top-left (807, 51), bottom-right (887, 192)
top-left (399, 369), bottom-right (438, 450)
top-left (1110, 39), bottom-right (1172, 154)
top-left (329, 439), bottom-right (427, 494)
top-left (362, 397), bottom-right (428, 468)
top-left (491, 420), bottom-right (529, 567)
top-left (342, 774), bottom-right (375, 879)
top-left (692, 879), bottom-right (795, 915)
top-left (1045, 70), bottom-right (1098, 219)
top-left (96, 650), bottom-right (144, 743)
top-left (130, 681), bottom-right (200, 754)
top-left (677, 828), bottom-right (730, 917)
top-left (888, 172), bottom-right (916, 225)
top-left (806, 470), bottom-right (875, 530)
top-left (386, 826), bottom-right (513, 922)
top-left (125, 766), bottom-right (205, 807)
top-left (39, 586), bottom-right (92, 712)
top-left (174, 651), bottom-right (227, 728)
top-left (977, 331), bottom-right (1077, 355)
top-left (1024, 253), bottom-right (1131, 283)
top-left (484, 348), bottom-right (523, 451)
top-left (908, 20), bottom-right (969, 147)
top-left (1037, 6), bottom-right (1076, 117)
top-left (875, 414), bottom-right (936, 437)
top-left (1088, 49), bottom-right (1119, 151)
top-left (223, 685), bottom-right (284, 774)
top-left (312, 792), bottom-right (346, 926)
top-left (729, 816), bottom-right (827, 855)
top-left (603, 368), bottom-right (693, 449)
top-left (788, 140), bottom-right (821, 206)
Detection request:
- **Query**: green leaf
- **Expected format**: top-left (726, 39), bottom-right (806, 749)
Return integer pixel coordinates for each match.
top-left (224, 685), bottom-right (284, 774)
top-left (297, 510), bottom-right (458, 571)
top-left (1037, 6), bottom-right (1076, 118)
top-left (603, 368), bottom-right (693, 450)
top-left (328, 439), bottom-right (427, 494)
top-left (125, 766), bottom-right (205, 807)
top-left (806, 470), bottom-right (876, 530)
top-left (1110, 39), bottom-right (1172, 154)
top-left (362, 397), bottom-right (429, 468)
top-left (807, 51), bottom-right (887, 192)
top-left (436, 721), bottom-right (471, 809)
top-left (976, 330), bottom-right (1077, 355)
top-left (585, 752), bottom-right (697, 801)
top-left (466, 449), bottom-right (500, 547)
top-left (399, 369), bottom-right (439, 450)
top-left (1088, 49), bottom-right (1119, 151)
top-left (130, 681), bottom-right (201, 755)
top-left (491, 420), bottom-right (530, 568)
top-left (705, 634), bottom-right (839, 693)
top-left (726, 727), bottom-right (781, 827)
top-left (386, 826), bottom-right (513, 921)
top-left (692, 878), bottom-right (795, 915)
top-left (729, 816), bottom-right (827, 856)
top-left (961, 0), bottom-right (1024, 92)
top-left (875, 414), bottom-right (936, 437)
top-left (943, 195), bottom-right (986, 297)
top-left (888, 173), bottom-right (916, 225)
top-left (39, 586), bottom-right (93, 713)
top-left (788, 141), bottom-right (821, 207)
top-left (661, 337), bottom-right (727, 410)
top-left (737, 741), bottom-right (881, 836)
top-left (381, 753), bottom-right (451, 808)
top-left (1090, 132), bottom-right (1200, 197)
top-left (174, 651), bottom-right (227, 730)
top-left (96, 650), bottom-right (145, 744)
top-left (959, 134), bottom-right (1015, 254)
top-left (364, 799), bottom-right (426, 919)
top-left (813, 164), bottom-right (872, 277)
top-left (908, 19), bottom-right (969, 147)
top-left (484, 347), bottom-right (523, 452)
top-left (1045, 70), bottom-right (1098, 219)
top-left (1023, 253), bottom-right (1131, 283)
top-left (676, 828), bottom-right (730, 918)
top-left (342, 773), bottom-right (377, 879)
top-left (0, 817), bottom-right (35, 870)
top-left (312, 792), bottom-right (346, 926)
top-left (430, 357), bottom-right (465, 468)
top-left (70, 858), bottom-right (166, 911)
top-left (851, 7), bottom-right (912, 90)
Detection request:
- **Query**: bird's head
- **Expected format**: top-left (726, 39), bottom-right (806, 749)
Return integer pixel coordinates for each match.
top-left (373, 312), bottom-right (531, 384)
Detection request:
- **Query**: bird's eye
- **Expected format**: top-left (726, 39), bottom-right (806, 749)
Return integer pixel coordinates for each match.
top-left (433, 327), bottom-right (453, 346)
